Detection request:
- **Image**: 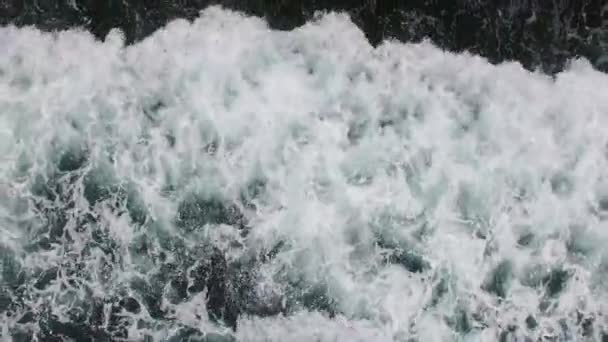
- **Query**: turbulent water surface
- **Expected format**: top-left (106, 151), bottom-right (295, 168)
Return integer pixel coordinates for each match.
top-left (2, 7), bottom-right (608, 342)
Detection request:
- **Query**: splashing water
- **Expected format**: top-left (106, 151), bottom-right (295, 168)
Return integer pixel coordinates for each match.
top-left (1, 6), bottom-right (608, 342)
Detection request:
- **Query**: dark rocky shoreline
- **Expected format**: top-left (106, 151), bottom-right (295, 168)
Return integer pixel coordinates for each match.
top-left (1, 0), bottom-right (607, 73)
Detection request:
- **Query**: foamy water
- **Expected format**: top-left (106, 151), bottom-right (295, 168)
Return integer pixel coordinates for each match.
top-left (1, 7), bottom-right (608, 342)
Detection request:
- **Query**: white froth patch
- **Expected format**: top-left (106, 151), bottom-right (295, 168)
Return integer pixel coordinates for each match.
top-left (2, 5), bottom-right (608, 341)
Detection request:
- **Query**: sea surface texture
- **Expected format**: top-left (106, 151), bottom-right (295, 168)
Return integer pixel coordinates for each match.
top-left (1, 4), bottom-right (608, 342)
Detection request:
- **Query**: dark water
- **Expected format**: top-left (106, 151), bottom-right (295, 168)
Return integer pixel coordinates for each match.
top-left (1, 0), bottom-right (607, 73)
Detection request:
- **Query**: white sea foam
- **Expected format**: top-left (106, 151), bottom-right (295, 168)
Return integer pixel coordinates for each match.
top-left (1, 6), bottom-right (608, 342)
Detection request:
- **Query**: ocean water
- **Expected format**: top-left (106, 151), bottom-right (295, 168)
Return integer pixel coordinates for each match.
top-left (1, 6), bottom-right (608, 342)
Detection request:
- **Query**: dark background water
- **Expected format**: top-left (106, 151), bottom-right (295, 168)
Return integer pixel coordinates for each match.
top-left (1, 0), bottom-right (607, 74)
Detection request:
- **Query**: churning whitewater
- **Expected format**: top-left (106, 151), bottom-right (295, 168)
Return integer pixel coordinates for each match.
top-left (1, 6), bottom-right (608, 342)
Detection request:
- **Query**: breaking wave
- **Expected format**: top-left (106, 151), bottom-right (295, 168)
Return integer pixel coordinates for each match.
top-left (1, 7), bottom-right (608, 342)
